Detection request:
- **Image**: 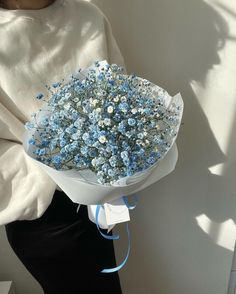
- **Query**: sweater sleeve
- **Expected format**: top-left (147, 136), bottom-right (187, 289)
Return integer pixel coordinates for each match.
top-left (0, 102), bottom-right (57, 225)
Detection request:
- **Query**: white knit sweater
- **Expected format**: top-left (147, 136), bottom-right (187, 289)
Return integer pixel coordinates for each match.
top-left (0, 0), bottom-right (126, 225)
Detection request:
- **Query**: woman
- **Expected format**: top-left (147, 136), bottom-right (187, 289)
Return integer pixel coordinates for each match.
top-left (0, 0), bottom-right (125, 292)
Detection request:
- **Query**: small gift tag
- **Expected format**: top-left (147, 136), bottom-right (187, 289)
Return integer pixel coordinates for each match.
top-left (104, 197), bottom-right (130, 226)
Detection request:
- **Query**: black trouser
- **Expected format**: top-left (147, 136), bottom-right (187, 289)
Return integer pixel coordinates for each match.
top-left (4, 190), bottom-right (122, 294)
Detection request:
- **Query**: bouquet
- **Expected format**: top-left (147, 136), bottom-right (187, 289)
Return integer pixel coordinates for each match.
top-left (23, 60), bottom-right (183, 272)
top-left (23, 60), bottom-right (183, 201)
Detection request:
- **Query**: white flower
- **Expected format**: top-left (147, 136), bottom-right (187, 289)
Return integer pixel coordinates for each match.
top-left (65, 93), bottom-right (72, 99)
top-left (114, 96), bottom-right (119, 102)
top-left (143, 131), bottom-right (148, 137)
top-left (90, 98), bottom-right (99, 106)
top-left (64, 102), bottom-right (72, 110)
top-left (91, 158), bottom-right (97, 166)
top-left (98, 135), bottom-right (107, 143)
top-left (95, 107), bottom-right (102, 113)
top-left (107, 106), bottom-right (114, 113)
top-left (131, 108), bottom-right (138, 114)
top-left (73, 97), bottom-right (79, 102)
top-left (98, 120), bottom-right (104, 126)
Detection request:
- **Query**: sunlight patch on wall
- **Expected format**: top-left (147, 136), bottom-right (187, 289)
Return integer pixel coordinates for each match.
top-left (196, 214), bottom-right (236, 251)
top-left (208, 163), bottom-right (225, 175)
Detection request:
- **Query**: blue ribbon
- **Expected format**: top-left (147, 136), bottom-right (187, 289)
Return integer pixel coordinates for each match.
top-left (95, 204), bottom-right (120, 240)
top-left (101, 223), bottom-right (130, 273)
top-left (122, 195), bottom-right (139, 210)
top-left (95, 195), bottom-right (139, 274)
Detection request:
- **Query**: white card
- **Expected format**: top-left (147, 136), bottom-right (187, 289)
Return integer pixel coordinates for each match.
top-left (104, 197), bottom-right (130, 226)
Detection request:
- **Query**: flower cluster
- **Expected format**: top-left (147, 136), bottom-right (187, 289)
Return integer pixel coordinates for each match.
top-left (25, 60), bottom-right (181, 185)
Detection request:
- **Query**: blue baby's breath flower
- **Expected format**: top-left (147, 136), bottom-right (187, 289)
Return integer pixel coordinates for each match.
top-left (59, 139), bottom-right (67, 147)
top-left (123, 157), bottom-right (130, 166)
top-left (109, 155), bottom-right (118, 167)
top-left (41, 117), bottom-right (49, 127)
top-left (60, 148), bottom-right (68, 158)
top-left (147, 156), bottom-right (156, 165)
top-left (108, 79), bottom-right (115, 86)
top-left (25, 122), bottom-right (35, 130)
top-left (49, 139), bottom-right (58, 151)
top-left (41, 139), bottom-right (50, 147)
top-left (71, 132), bottom-right (81, 140)
top-left (97, 73), bottom-right (105, 80)
top-left (36, 93), bottom-right (44, 100)
top-left (127, 118), bottom-right (136, 126)
top-left (82, 132), bottom-right (90, 141)
top-left (125, 131), bottom-right (133, 138)
top-left (137, 133), bottom-right (144, 139)
top-left (113, 113), bottom-right (121, 122)
top-left (38, 148), bottom-right (46, 156)
top-left (80, 146), bottom-right (89, 156)
top-left (118, 121), bottom-right (126, 134)
top-left (108, 169), bottom-right (115, 177)
top-left (28, 138), bottom-right (36, 145)
top-left (52, 155), bottom-right (62, 164)
top-left (104, 118), bottom-right (111, 126)
top-left (52, 82), bottom-right (61, 88)
top-left (118, 102), bottom-right (129, 113)
top-left (120, 151), bottom-right (129, 159)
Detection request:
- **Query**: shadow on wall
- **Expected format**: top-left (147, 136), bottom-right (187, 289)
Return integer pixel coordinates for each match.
top-left (90, 0), bottom-right (236, 293)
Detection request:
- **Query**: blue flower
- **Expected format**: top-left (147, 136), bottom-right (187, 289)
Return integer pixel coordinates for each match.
top-left (41, 139), bottom-right (50, 147)
top-left (118, 121), bottom-right (127, 134)
top-left (28, 138), bottom-right (36, 145)
top-left (121, 150), bottom-right (129, 159)
top-left (59, 139), bottom-right (67, 147)
top-left (82, 132), bottom-right (90, 141)
top-left (97, 73), bottom-right (105, 80)
top-left (147, 156), bottom-right (156, 165)
top-left (80, 146), bottom-right (89, 156)
top-left (52, 155), bottom-right (62, 164)
top-left (113, 113), bottom-right (121, 122)
top-left (108, 79), bottom-right (115, 86)
top-left (123, 157), bottom-right (130, 166)
top-left (25, 122), bottom-right (35, 130)
top-left (38, 148), bottom-right (46, 156)
top-left (41, 117), bottom-right (49, 127)
top-left (118, 102), bottom-right (129, 113)
top-left (108, 169), bottom-right (115, 176)
top-left (52, 82), bottom-right (61, 88)
top-left (36, 93), bottom-right (44, 100)
top-left (109, 155), bottom-right (117, 167)
top-left (127, 118), bottom-right (136, 126)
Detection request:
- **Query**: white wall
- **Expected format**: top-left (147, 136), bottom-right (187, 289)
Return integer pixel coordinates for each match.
top-left (1, 0), bottom-right (236, 293)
